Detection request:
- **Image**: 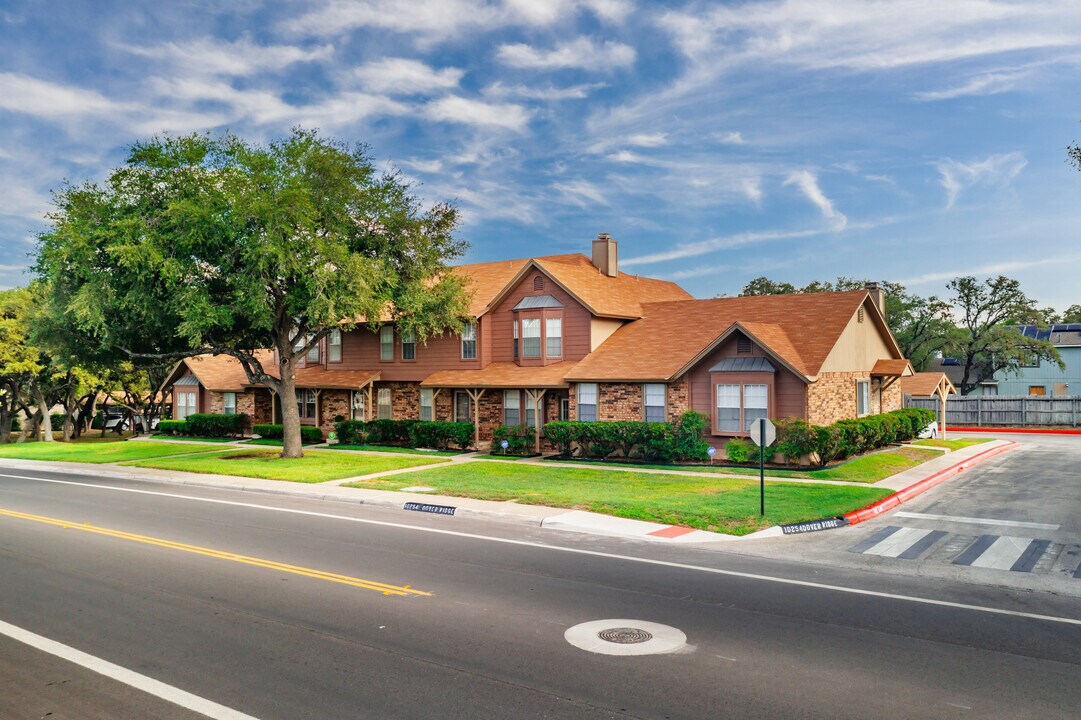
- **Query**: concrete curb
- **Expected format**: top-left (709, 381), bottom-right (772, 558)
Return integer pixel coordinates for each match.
top-left (844, 440), bottom-right (1020, 525)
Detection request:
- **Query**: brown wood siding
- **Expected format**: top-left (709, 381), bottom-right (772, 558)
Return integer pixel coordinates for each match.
top-left (487, 271), bottom-right (592, 365)
top-left (686, 332), bottom-right (806, 426)
top-left (335, 325), bottom-right (480, 382)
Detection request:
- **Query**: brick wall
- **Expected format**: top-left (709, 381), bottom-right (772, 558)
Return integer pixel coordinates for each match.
top-left (252, 389), bottom-right (273, 425)
top-left (807, 372), bottom-right (865, 426)
top-left (882, 379), bottom-right (902, 413)
top-left (318, 390), bottom-right (350, 432)
top-left (597, 383), bottom-right (642, 421)
top-left (667, 377), bottom-right (690, 422)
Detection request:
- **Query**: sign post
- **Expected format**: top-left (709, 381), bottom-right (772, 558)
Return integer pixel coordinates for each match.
top-left (747, 418), bottom-right (776, 516)
top-left (500, 439), bottom-right (509, 456)
top-left (706, 446), bottom-right (716, 465)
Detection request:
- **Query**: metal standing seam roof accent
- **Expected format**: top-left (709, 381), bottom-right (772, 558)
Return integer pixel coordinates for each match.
top-left (173, 374), bottom-right (201, 385)
top-left (708, 357), bottom-right (776, 373)
top-left (512, 294), bottom-right (565, 310)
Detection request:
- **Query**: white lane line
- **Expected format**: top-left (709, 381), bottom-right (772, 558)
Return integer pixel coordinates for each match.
top-left (4, 472), bottom-right (1081, 627)
top-left (0, 618), bottom-right (260, 720)
top-left (970, 536), bottom-right (1032, 570)
top-left (863, 528), bottom-right (935, 558)
top-left (894, 512), bottom-right (1059, 531)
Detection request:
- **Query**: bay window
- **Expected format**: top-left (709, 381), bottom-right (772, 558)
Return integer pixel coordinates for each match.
top-left (743, 384), bottom-right (769, 430)
top-left (176, 392), bottom-right (196, 419)
top-left (522, 318), bottom-right (541, 358)
top-left (577, 383), bottom-right (598, 421)
top-left (545, 317), bottom-right (562, 357)
top-left (716, 384), bottom-right (741, 432)
top-left (715, 383), bottom-right (770, 433)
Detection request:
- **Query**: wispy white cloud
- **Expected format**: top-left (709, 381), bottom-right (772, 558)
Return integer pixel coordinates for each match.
top-left (354, 58), bottom-right (464, 94)
top-left (552, 179), bottom-right (608, 208)
top-left (915, 70), bottom-right (1030, 100)
top-left (0, 72), bottom-right (129, 121)
top-left (482, 81), bottom-right (604, 100)
top-left (715, 131), bottom-right (744, 144)
top-left (122, 38), bottom-right (334, 77)
top-left (622, 227), bottom-right (826, 266)
top-left (626, 132), bottom-right (667, 147)
top-left (935, 152), bottom-right (1027, 208)
top-left (497, 37), bottom-right (636, 70)
top-left (425, 96), bottom-right (531, 131)
top-left (897, 253), bottom-right (1081, 286)
top-left (783, 170), bottom-right (847, 229)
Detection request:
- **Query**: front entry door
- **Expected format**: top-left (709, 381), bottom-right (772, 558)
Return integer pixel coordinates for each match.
top-left (454, 391), bottom-right (472, 422)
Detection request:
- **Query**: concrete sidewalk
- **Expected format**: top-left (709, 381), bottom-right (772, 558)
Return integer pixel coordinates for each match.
top-left (0, 439), bottom-right (1014, 545)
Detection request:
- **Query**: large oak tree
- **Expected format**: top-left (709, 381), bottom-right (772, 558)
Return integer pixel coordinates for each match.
top-left (36, 129), bottom-right (470, 457)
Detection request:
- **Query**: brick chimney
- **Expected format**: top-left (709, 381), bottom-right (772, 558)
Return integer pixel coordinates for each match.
top-left (865, 281), bottom-right (885, 319)
top-left (591, 233), bottom-right (618, 277)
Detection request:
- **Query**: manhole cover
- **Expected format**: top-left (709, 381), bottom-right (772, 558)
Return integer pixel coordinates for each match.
top-left (565, 619), bottom-right (689, 656)
top-left (598, 627), bottom-right (653, 644)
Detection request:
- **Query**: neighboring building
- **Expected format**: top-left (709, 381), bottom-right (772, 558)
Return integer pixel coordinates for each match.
top-left (992, 324), bottom-right (1081, 397)
top-left (162, 234), bottom-right (911, 448)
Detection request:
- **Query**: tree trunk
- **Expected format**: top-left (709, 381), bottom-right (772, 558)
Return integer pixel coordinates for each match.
top-left (0, 409), bottom-right (10, 444)
top-left (278, 370), bottom-right (304, 459)
top-left (35, 387), bottom-right (54, 442)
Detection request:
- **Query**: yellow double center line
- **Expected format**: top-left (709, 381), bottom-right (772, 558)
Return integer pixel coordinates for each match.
top-left (0, 507), bottom-right (430, 598)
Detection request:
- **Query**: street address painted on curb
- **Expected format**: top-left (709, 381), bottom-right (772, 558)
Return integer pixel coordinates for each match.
top-left (404, 502), bottom-right (457, 516)
top-left (781, 516), bottom-right (849, 534)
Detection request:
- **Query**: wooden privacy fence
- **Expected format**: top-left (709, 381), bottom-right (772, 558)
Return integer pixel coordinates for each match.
top-left (905, 395), bottom-right (1081, 428)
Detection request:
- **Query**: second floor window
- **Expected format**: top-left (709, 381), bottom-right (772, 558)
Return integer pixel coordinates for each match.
top-left (328, 329), bottom-right (342, 362)
top-left (401, 329), bottom-right (416, 361)
top-left (522, 318), bottom-right (541, 358)
top-left (461, 322), bottom-right (477, 359)
top-left (380, 326), bottom-right (393, 361)
top-left (546, 317), bottom-right (562, 357)
top-left (513, 320), bottom-right (518, 358)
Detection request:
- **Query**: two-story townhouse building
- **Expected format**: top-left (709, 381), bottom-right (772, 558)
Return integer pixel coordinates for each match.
top-left (163, 234), bottom-right (911, 450)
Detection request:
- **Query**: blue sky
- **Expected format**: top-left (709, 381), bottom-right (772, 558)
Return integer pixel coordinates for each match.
top-left (2, 0), bottom-right (1080, 309)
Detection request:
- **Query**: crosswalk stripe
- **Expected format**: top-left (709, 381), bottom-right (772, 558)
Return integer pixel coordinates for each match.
top-left (970, 536), bottom-right (1034, 570)
top-left (864, 528), bottom-right (937, 558)
top-left (953, 535), bottom-right (998, 566)
top-left (848, 526), bottom-right (901, 554)
top-left (897, 530), bottom-right (948, 560)
top-left (1010, 540), bottom-right (1052, 573)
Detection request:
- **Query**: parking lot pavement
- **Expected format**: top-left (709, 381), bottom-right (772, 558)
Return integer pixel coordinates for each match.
top-left (728, 433), bottom-right (1081, 595)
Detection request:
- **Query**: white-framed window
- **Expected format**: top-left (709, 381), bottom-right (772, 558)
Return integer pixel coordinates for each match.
top-left (856, 380), bottom-right (870, 416)
top-left (380, 326), bottom-right (394, 361)
top-left (526, 393), bottom-right (542, 427)
top-left (522, 318), bottom-right (541, 358)
top-left (461, 322), bottom-right (477, 360)
top-left (401, 329), bottom-right (416, 361)
top-left (577, 383), bottom-right (598, 421)
top-left (351, 390), bottom-right (367, 421)
top-left (546, 317), bottom-right (562, 357)
top-left (296, 389), bottom-right (317, 419)
top-left (743, 384), bottom-right (769, 431)
top-left (328, 329), bottom-right (342, 362)
top-left (644, 384), bottom-right (666, 423)
top-left (306, 334), bottom-right (319, 364)
top-left (716, 384), bottom-right (741, 432)
top-left (377, 387), bottom-right (392, 419)
top-left (222, 392), bottom-right (237, 415)
top-left (513, 319), bottom-right (519, 359)
top-left (420, 388), bottom-right (433, 421)
top-left (503, 390), bottom-right (521, 426)
top-left (176, 392), bottom-right (197, 420)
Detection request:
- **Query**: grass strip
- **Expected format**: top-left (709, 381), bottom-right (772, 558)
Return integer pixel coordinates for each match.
top-left (344, 462), bottom-right (892, 535)
top-left (125, 448), bottom-right (447, 483)
top-left (0, 440), bottom-right (229, 464)
top-left (912, 438), bottom-right (992, 451)
top-left (325, 444), bottom-right (460, 457)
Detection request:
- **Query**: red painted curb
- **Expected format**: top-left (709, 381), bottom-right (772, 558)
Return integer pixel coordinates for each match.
top-left (843, 441), bottom-right (1019, 526)
top-left (949, 427), bottom-right (1081, 436)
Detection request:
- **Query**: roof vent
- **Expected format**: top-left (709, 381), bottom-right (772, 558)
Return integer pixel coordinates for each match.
top-left (737, 336), bottom-right (752, 354)
top-left (534, 275), bottom-right (544, 291)
top-left (592, 233), bottom-right (618, 278)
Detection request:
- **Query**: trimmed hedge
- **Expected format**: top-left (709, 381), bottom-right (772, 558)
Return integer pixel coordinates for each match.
top-left (157, 419), bottom-right (188, 435)
top-left (183, 413), bottom-right (247, 438)
top-left (541, 411), bottom-right (710, 462)
top-left (772, 408), bottom-right (936, 467)
top-left (491, 424), bottom-right (536, 455)
top-left (333, 419), bottom-right (474, 450)
top-left (252, 424), bottom-right (324, 443)
top-left (724, 437), bottom-right (775, 464)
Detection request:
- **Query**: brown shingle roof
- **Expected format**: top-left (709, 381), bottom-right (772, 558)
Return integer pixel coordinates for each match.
top-left (566, 290), bottom-right (880, 382)
top-left (871, 359), bottom-right (913, 376)
top-left (421, 361), bottom-right (576, 389)
top-left (177, 352), bottom-right (276, 392)
top-left (900, 372), bottom-right (957, 398)
top-left (453, 253), bottom-right (691, 319)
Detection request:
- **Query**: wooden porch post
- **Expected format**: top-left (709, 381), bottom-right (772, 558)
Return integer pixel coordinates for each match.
top-left (270, 388), bottom-right (277, 424)
top-left (525, 388), bottom-right (548, 454)
top-left (431, 388), bottom-right (443, 420)
top-left (939, 379), bottom-right (948, 440)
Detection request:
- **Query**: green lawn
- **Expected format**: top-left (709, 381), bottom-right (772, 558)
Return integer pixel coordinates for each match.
top-left (543, 446), bottom-right (942, 484)
top-left (0, 439), bottom-right (227, 464)
top-left (152, 435), bottom-right (238, 443)
top-left (343, 462), bottom-right (892, 535)
top-left (240, 438), bottom-right (324, 447)
top-left (125, 448), bottom-right (448, 483)
top-left (326, 444), bottom-right (460, 457)
top-left (913, 437), bottom-right (993, 451)
top-left (476, 453), bottom-right (536, 461)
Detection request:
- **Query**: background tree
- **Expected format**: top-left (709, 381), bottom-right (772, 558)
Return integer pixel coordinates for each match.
top-left (944, 275), bottom-right (1063, 395)
top-left (36, 129), bottom-right (470, 457)
top-left (1059, 304), bottom-right (1081, 324)
top-left (0, 288), bottom-right (44, 444)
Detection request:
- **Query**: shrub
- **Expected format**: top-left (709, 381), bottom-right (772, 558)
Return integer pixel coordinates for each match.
top-left (365, 419), bottom-right (419, 444)
top-left (724, 437), bottom-right (775, 464)
top-left (50, 413), bottom-right (65, 432)
top-left (542, 416), bottom-right (708, 462)
top-left (157, 420), bottom-right (188, 435)
top-left (542, 421), bottom-right (577, 457)
top-left (10, 416), bottom-right (21, 432)
top-left (670, 411), bottom-right (710, 462)
top-left (814, 425), bottom-right (843, 467)
top-left (254, 424), bottom-right (323, 443)
top-left (253, 423), bottom-right (283, 439)
top-left (774, 418), bottom-right (818, 466)
top-left (411, 421), bottom-right (473, 450)
top-left (300, 426), bottom-right (324, 443)
top-left (492, 424), bottom-right (536, 455)
top-left (183, 413), bottom-right (247, 437)
top-left (334, 419), bottom-right (368, 445)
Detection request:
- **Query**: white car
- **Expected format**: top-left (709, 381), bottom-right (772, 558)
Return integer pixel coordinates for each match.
top-left (917, 421), bottom-right (939, 440)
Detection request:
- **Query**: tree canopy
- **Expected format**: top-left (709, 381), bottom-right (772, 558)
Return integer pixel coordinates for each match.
top-left (36, 129), bottom-right (471, 456)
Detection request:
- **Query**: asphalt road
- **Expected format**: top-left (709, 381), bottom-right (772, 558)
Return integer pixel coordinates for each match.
top-left (1, 464), bottom-right (1079, 720)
